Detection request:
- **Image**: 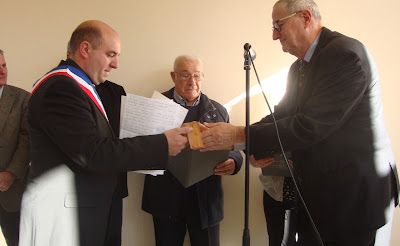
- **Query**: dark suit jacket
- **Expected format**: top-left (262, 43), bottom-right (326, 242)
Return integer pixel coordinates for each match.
top-left (95, 81), bottom-right (128, 199)
top-left (249, 27), bottom-right (399, 240)
top-left (0, 85), bottom-right (30, 212)
top-left (20, 59), bottom-right (169, 246)
top-left (142, 88), bottom-right (243, 229)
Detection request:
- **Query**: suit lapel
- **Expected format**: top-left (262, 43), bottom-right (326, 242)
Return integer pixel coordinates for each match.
top-left (0, 85), bottom-right (15, 134)
top-left (296, 28), bottom-right (333, 111)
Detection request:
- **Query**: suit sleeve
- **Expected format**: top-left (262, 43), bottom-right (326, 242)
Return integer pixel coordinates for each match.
top-left (220, 105), bottom-right (243, 174)
top-left (249, 45), bottom-right (369, 159)
top-left (7, 92), bottom-right (30, 180)
top-left (35, 78), bottom-right (168, 173)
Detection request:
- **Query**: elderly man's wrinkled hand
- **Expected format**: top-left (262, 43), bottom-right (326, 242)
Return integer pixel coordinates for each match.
top-left (200, 122), bottom-right (243, 151)
top-left (214, 158), bottom-right (235, 176)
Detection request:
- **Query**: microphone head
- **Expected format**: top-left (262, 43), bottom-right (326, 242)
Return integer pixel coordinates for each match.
top-left (244, 43), bottom-right (251, 51)
top-left (244, 43), bottom-right (256, 60)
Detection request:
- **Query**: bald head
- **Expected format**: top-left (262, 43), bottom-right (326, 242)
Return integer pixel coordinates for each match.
top-left (68, 20), bottom-right (117, 57)
top-left (67, 20), bottom-right (121, 85)
top-left (173, 55), bottom-right (203, 72)
top-left (171, 55), bottom-right (203, 105)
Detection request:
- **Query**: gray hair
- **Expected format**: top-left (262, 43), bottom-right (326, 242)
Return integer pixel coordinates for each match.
top-left (274, 0), bottom-right (321, 20)
top-left (173, 55), bottom-right (203, 72)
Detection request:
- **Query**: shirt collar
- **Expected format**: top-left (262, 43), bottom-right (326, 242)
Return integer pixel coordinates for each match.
top-left (0, 85), bottom-right (4, 101)
top-left (303, 30), bottom-right (322, 62)
top-left (173, 89), bottom-right (201, 107)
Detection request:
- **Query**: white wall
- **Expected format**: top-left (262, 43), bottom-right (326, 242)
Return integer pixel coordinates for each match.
top-left (1, 0), bottom-right (399, 245)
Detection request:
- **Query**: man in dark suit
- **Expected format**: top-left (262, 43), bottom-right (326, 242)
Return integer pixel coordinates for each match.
top-left (19, 20), bottom-right (191, 246)
top-left (142, 55), bottom-right (243, 246)
top-left (0, 50), bottom-right (30, 246)
top-left (95, 81), bottom-right (127, 246)
top-left (201, 0), bottom-right (400, 245)
top-left (68, 43), bottom-right (128, 245)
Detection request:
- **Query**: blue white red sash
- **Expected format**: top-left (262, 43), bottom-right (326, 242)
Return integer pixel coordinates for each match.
top-left (31, 65), bottom-right (108, 121)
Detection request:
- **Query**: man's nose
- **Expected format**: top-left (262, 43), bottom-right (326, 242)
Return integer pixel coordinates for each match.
top-left (187, 76), bottom-right (196, 84)
top-left (272, 29), bottom-right (280, 40)
top-left (110, 57), bottom-right (119, 69)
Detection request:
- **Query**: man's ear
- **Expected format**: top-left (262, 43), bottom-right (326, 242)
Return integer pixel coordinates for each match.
top-left (301, 9), bottom-right (312, 28)
top-left (79, 41), bottom-right (91, 59)
top-left (170, 71), bottom-right (176, 84)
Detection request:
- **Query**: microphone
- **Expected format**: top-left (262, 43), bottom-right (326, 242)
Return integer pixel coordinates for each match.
top-left (244, 43), bottom-right (256, 60)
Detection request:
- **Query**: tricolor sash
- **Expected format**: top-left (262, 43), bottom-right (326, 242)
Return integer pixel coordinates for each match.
top-left (31, 65), bottom-right (108, 121)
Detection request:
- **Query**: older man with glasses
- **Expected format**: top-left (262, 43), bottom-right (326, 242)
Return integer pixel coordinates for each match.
top-left (200, 0), bottom-right (399, 245)
top-left (0, 49), bottom-right (30, 246)
top-left (141, 55), bottom-right (243, 246)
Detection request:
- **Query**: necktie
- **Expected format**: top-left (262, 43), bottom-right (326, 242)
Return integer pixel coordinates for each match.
top-left (299, 60), bottom-right (308, 87)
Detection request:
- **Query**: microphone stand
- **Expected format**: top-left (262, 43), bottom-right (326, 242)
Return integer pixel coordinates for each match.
top-left (242, 43), bottom-right (325, 246)
top-left (242, 44), bottom-right (252, 246)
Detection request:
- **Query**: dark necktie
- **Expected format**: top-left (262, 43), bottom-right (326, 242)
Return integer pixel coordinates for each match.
top-left (298, 60), bottom-right (308, 87)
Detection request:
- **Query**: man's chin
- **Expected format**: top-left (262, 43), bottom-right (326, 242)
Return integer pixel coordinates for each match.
top-left (185, 92), bottom-right (199, 98)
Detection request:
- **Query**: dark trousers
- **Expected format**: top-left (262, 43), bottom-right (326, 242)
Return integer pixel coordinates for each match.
top-left (263, 191), bottom-right (297, 246)
top-left (152, 198), bottom-right (220, 246)
top-left (296, 206), bottom-right (376, 246)
top-left (0, 205), bottom-right (20, 246)
top-left (104, 198), bottom-right (123, 246)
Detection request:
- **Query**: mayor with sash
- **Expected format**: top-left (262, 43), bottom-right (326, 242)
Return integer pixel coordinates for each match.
top-left (19, 20), bottom-right (191, 246)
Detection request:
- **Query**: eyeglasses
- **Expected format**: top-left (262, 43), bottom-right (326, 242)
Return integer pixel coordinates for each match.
top-left (272, 11), bottom-right (302, 32)
top-left (174, 72), bottom-right (204, 81)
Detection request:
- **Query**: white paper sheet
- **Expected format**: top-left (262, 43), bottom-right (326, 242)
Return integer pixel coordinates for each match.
top-left (120, 91), bottom-right (188, 176)
top-left (120, 92), bottom-right (187, 138)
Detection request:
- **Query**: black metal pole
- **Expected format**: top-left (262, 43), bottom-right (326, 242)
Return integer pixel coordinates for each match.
top-left (242, 46), bottom-right (251, 246)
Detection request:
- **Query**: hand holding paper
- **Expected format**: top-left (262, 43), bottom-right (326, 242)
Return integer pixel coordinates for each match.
top-left (213, 158), bottom-right (235, 176)
top-left (120, 91), bottom-right (190, 175)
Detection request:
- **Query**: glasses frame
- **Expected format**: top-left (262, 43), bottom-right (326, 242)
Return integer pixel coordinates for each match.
top-left (272, 11), bottom-right (302, 32)
top-left (174, 72), bottom-right (204, 82)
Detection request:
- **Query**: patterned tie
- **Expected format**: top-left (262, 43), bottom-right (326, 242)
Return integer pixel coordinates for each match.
top-left (298, 60), bottom-right (308, 87)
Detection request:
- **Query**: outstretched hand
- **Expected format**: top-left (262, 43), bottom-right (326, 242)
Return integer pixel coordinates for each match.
top-left (201, 122), bottom-right (244, 151)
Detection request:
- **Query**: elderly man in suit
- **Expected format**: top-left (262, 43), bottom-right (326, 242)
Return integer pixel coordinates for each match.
top-left (0, 49), bottom-right (30, 246)
top-left (19, 20), bottom-right (191, 246)
top-left (201, 0), bottom-right (399, 245)
top-left (142, 55), bottom-right (243, 246)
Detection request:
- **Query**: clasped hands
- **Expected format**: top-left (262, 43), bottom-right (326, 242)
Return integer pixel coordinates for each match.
top-left (163, 122), bottom-right (236, 175)
top-left (164, 122), bottom-right (241, 156)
